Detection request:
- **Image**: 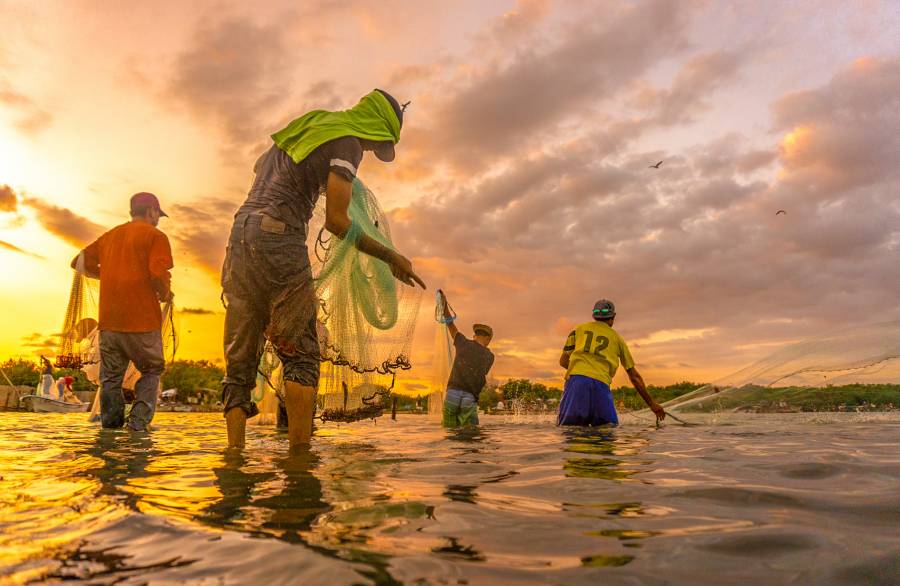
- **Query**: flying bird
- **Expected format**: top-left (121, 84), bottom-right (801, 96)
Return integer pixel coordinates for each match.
top-left (649, 161), bottom-right (663, 169)
top-left (776, 210), bottom-right (786, 216)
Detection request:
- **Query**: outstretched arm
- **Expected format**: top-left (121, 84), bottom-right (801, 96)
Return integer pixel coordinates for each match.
top-left (626, 367), bottom-right (665, 421)
top-left (440, 291), bottom-right (459, 338)
top-left (324, 172), bottom-right (425, 289)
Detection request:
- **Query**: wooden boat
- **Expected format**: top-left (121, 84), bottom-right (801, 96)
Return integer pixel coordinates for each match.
top-left (20, 395), bottom-right (89, 413)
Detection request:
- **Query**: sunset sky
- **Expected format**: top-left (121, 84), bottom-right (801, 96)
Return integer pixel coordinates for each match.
top-left (1, 0), bottom-right (898, 393)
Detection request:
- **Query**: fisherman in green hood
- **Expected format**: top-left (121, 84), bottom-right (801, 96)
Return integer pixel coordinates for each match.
top-left (221, 89), bottom-right (426, 449)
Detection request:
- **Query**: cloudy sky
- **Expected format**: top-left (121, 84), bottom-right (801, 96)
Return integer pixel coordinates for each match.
top-left (1, 0), bottom-right (898, 392)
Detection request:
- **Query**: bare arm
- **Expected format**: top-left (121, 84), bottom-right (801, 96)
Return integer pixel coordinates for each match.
top-left (440, 291), bottom-right (459, 338)
top-left (324, 172), bottom-right (425, 289)
top-left (559, 351), bottom-right (571, 369)
top-left (627, 366), bottom-right (665, 421)
top-left (71, 241), bottom-right (100, 279)
top-left (149, 233), bottom-right (174, 302)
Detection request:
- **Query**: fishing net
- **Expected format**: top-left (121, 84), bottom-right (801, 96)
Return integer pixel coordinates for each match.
top-left (655, 320), bottom-right (900, 415)
top-left (248, 342), bottom-right (282, 426)
top-left (55, 271), bottom-right (99, 369)
top-left (428, 290), bottom-right (455, 419)
top-left (263, 178), bottom-right (422, 423)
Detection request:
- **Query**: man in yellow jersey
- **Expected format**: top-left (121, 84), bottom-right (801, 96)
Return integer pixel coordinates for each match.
top-left (557, 299), bottom-right (665, 426)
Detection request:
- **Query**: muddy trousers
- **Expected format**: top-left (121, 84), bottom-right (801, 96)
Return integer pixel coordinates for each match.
top-left (99, 330), bottom-right (164, 430)
top-left (221, 213), bottom-right (320, 420)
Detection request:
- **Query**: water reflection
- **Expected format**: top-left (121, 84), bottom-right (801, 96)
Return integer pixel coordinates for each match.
top-left (2, 413), bottom-right (896, 584)
top-left (431, 536), bottom-right (485, 561)
top-left (561, 428), bottom-right (646, 480)
top-left (84, 429), bottom-right (156, 510)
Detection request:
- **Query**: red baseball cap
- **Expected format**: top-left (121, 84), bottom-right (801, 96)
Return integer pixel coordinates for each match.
top-left (130, 192), bottom-right (168, 217)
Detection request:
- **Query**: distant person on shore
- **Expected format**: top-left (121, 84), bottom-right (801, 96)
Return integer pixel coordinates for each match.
top-left (558, 300), bottom-right (665, 426)
top-left (221, 89), bottom-right (425, 449)
top-left (439, 292), bottom-right (494, 427)
top-left (39, 355), bottom-right (54, 398)
top-left (71, 192), bottom-right (173, 431)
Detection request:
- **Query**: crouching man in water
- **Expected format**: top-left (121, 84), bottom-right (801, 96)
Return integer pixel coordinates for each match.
top-left (558, 300), bottom-right (665, 426)
top-left (222, 89), bottom-right (425, 449)
top-left (440, 292), bottom-right (495, 427)
top-left (72, 192), bottom-right (174, 431)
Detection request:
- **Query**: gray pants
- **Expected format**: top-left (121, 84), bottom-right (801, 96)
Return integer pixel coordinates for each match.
top-left (99, 330), bottom-right (165, 430)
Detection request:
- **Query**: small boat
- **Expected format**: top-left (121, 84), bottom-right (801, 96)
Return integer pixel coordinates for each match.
top-left (20, 395), bottom-right (89, 413)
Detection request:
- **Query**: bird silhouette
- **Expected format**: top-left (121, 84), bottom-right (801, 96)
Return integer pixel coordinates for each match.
top-left (649, 160), bottom-right (663, 169)
top-left (776, 210), bottom-right (786, 216)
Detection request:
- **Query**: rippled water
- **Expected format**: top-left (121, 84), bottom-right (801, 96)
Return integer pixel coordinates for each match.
top-left (1, 412), bottom-right (898, 585)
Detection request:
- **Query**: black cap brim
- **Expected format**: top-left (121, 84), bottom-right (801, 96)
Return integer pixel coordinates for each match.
top-left (373, 141), bottom-right (396, 162)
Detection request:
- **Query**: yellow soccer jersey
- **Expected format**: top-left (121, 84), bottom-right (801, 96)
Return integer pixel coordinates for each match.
top-left (562, 321), bottom-right (635, 385)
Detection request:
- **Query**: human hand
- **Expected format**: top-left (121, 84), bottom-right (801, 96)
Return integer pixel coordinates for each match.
top-left (389, 253), bottom-right (426, 289)
top-left (650, 402), bottom-right (666, 421)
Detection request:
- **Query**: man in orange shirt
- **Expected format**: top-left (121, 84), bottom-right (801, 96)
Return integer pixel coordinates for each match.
top-left (72, 192), bottom-right (174, 431)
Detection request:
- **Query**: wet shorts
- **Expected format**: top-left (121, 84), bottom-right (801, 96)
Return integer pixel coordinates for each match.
top-left (557, 375), bottom-right (618, 426)
top-left (442, 388), bottom-right (479, 427)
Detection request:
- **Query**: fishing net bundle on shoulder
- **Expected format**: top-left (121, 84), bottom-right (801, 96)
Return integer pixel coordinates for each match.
top-left (255, 178), bottom-right (422, 424)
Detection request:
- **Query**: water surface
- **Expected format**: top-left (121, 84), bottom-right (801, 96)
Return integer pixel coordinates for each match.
top-left (1, 412), bottom-right (898, 584)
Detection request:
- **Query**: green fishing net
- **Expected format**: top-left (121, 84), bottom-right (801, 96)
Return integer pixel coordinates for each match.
top-left (260, 178), bottom-right (422, 423)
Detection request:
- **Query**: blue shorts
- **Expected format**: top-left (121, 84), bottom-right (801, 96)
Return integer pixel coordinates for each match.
top-left (557, 375), bottom-right (618, 426)
top-left (442, 388), bottom-right (479, 427)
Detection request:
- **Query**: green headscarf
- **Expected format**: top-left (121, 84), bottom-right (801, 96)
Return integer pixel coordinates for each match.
top-left (272, 90), bottom-right (401, 164)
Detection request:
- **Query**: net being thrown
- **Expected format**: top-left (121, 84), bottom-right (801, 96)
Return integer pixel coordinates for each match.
top-left (428, 289), bottom-right (455, 419)
top-left (269, 178), bottom-right (422, 422)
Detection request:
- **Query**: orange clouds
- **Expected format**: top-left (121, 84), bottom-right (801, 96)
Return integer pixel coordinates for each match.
top-left (778, 125), bottom-right (813, 163)
top-left (22, 198), bottom-right (104, 248)
top-left (0, 184), bottom-right (15, 211)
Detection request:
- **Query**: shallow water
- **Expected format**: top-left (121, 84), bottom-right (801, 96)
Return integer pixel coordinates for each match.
top-left (1, 412), bottom-right (898, 585)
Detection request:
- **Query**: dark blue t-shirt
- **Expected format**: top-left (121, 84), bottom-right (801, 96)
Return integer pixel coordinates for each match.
top-left (446, 332), bottom-right (494, 398)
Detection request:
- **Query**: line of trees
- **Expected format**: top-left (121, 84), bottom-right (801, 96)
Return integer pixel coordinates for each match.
top-left (2, 357), bottom-right (707, 412)
top-left (0, 358), bottom-right (94, 392)
top-left (0, 358), bottom-right (224, 402)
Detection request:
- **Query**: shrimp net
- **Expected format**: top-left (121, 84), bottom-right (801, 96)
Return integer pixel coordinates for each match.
top-left (649, 320), bottom-right (900, 416)
top-left (260, 178), bottom-right (422, 423)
